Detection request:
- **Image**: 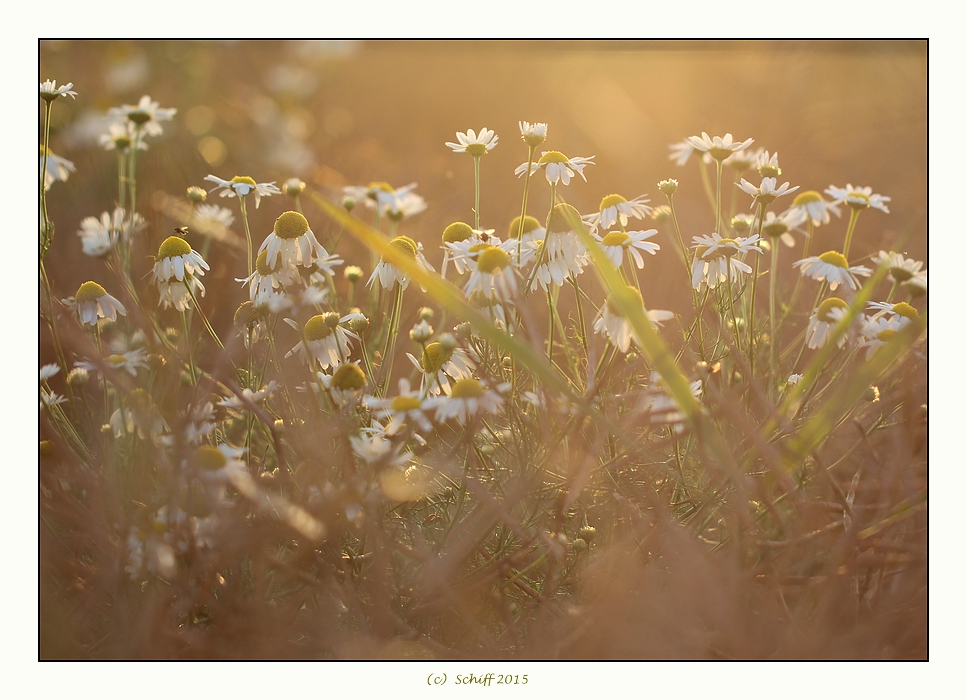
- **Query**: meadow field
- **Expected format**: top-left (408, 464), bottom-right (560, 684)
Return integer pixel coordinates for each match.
top-left (39, 40), bottom-right (927, 660)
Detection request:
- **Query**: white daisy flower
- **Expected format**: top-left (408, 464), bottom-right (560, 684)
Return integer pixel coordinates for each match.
top-left (76, 208), bottom-right (143, 257)
top-left (593, 286), bottom-right (674, 353)
top-left (217, 381), bottom-right (279, 414)
top-left (583, 193), bottom-right (653, 232)
top-left (866, 300), bottom-right (920, 326)
top-left (108, 95), bottom-right (176, 138)
top-left (463, 245), bottom-right (518, 303)
top-left (40, 145), bottom-right (74, 191)
top-left (151, 236), bottom-right (209, 310)
top-left (204, 174), bottom-right (281, 209)
top-left (793, 251), bottom-right (871, 292)
top-left (825, 184), bottom-right (890, 213)
top-left (532, 203), bottom-right (590, 290)
top-left (806, 298), bottom-right (854, 349)
top-left (669, 138), bottom-right (711, 166)
top-left (40, 79), bottom-right (77, 101)
top-left (63, 281), bottom-right (127, 326)
top-left (755, 149), bottom-right (781, 178)
top-left (870, 251), bottom-right (924, 283)
top-left (903, 270), bottom-right (927, 298)
top-left (110, 388), bottom-right (169, 440)
top-left (349, 432), bottom-right (407, 468)
top-left (441, 221), bottom-right (477, 277)
top-left (318, 362), bottom-right (369, 407)
top-left (737, 176), bottom-right (799, 209)
top-left (99, 120), bottom-right (147, 152)
top-left (342, 181), bottom-right (396, 211)
top-left (445, 127), bottom-right (498, 155)
top-left (425, 378), bottom-right (508, 425)
top-left (784, 190), bottom-right (841, 227)
top-left (40, 364), bottom-right (60, 382)
top-left (759, 209), bottom-right (803, 249)
top-left (858, 315), bottom-right (904, 359)
top-left (407, 340), bottom-right (476, 396)
top-left (519, 121), bottom-right (547, 147)
top-left (378, 185), bottom-right (427, 222)
top-left (690, 233), bottom-right (762, 290)
top-left (41, 388), bottom-right (68, 410)
top-left (193, 203), bottom-right (235, 230)
top-left (194, 444), bottom-right (252, 497)
top-left (364, 378), bottom-right (433, 435)
top-left (285, 313), bottom-right (358, 370)
top-left (687, 132), bottom-right (754, 161)
top-left (367, 235), bottom-right (434, 291)
top-left (595, 229), bottom-right (660, 269)
top-left (722, 148), bottom-right (758, 173)
top-left (639, 372), bottom-right (703, 434)
top-left (238, 249), bottom-right (302, 304)
top-left (508, 215), bottom-right (545, 245)
top-left (256, 211), bottom-right (328, 270)
top-left (515, 150), bottom-right (595, 186)
top-left (76, 349), bottom-right (149, 378)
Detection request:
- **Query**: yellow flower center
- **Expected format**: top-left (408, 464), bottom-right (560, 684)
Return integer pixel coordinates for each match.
top-left (450, 378), bottom-right (485, 399)
top-left (793, 190), bottom-right (823, 206)
top-left (331, 363), bottom-right (366, 391)
top-left (818, 250), bottom-right (849, 268)
top-left (817, 297), bottom-right (849, 323)
top-left (509, 215), bottom-right (541, 238)
top-left (385, 236), bottom-right (418, 261)
top-left (106, 354), bottom-right (127, 365)
top-left (304, 315), bottom-right (334, 341)
top-left (876, 329), bottom-right (898, 342)
top-left (465, 143), bottom-right (489, 156)
top-left (421, 342), bottom-right (452, 374)
top-left (127, 110), bottom-right (152, 125)
top-left (601, 231), bottom-right (630, 248)
top-left (762, 221), bottom-right (788, 238)
top-left (232, 176), bottom-right (257, 186)
top-left (538, 151), bottom-right (569, 164)
top-left (547, 203), bottom-right (582, 234)
top-left (705, 238), bottom-right (740, 259)
top-left (708, 146), bottom-right (733, 161)
top-left (157, 236), bottom-right (192, 260)
top-left (891, 302), bottom-right (918, 320)
top-left (889, 266), bottom-right (914, 282)
top-left (367, 182), bottom-right (394, 200)
top-left (274, 211), bottom-right (310, 240)
top-left (196, 445), bottom-right (227, 472)
top-left (76, 281), bottom-right (107, 302)
top-left (847, 191), bottom-right (869, 203)
top-left (599, 194), bottom-right (627, 211)
top-left (442, 222), bottom-right (473, 244)
top-left (476, 247), bottom-right (511, 274)
top-left (391, 395), bottom-right (423, 412)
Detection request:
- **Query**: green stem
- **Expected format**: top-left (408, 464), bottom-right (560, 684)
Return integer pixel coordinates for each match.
top-left (571, 275), bottom-right (588, 358)
top-left (40, 101), bottom-right (53, 257)
top-left (473, 154), bottom-right (481, 230)
top-left (769, 240), bottom-right (780, 394)
top-left (378, 283), bottom-right (404, 397)
top-left (842, 207), bottom-right (861, 258)
top-left (715, 160), bottom-right (724, 234)
top-left (240, 195), bottom-right (254, 278)
top-left (181, 310), bottom-right (197, 383)
top-left (516, 145), bottom-right (536, 259)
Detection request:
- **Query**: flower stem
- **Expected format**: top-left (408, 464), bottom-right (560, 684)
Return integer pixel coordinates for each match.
top-left (378, 283), bottom-right (404, 397)
top-left (40, 101), bottom-right (53, 258)
top-left (181, 310), bottom-right (197, 384)
top-left (239, 195), bottom-right (254, 278)
top-left (769, 240), bottom-right (780, 393)
top-left (843, 208), bottom-right (861, 258)
top-left (516, 145), bottom-right (536, 259)
top-left (473, 154), bottom-right (482, 230)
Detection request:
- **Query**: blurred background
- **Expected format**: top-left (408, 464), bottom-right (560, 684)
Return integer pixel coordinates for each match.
top-left (40, 39), bottom-right (926, 334)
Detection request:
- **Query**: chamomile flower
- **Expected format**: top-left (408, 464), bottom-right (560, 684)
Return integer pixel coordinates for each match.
top-left (285, 313), bottom-right (358, 370)
top-left (858, 315), bottom-right (904, 359)
top-left (687, 132), bottom-right (754, 161)
top-left (76, 208), bottom-right (144, 257)
top-left (151, 236), bottom-right (209, 310)
top-left (784, 190), bottom-right (841, 227)
top-left (595, 229), bottom-right (660, 269)
top-left (258, 211), bottom-right (331, 270)
top-left (41, 388), bottom-right (68, 410)
top-left (407, 340), bottom-right (476, 396)
top-left (508, 215), bottom-right (545, 245)
top-left (204, 174), bottom-right (281, 209)
top-left (365, 378), bottom-right (433, 435)
top-left (759, 209), bottom-right (803, 248)
top-left (192, 203), bottom-right (235, 230)
top-left (99, 120), bottom-right (147, 152)
top-left (40, 79), bottom-right (77, 101)
top-left (690, 233), bottom-right (762, 290)
top-left (584, 193), bottom-right (653, 232)
top-left (870, 251), bottom-right (924, 283)
top-left (866, 301), bottom-right (919, 326)
top-left (669, 138), bottom-right (710, 166)
top-left (75, 349), bottom-right (149, 378)
top-left (519, 121), bottom-right (547, 147)
top-left (737, 176), bottom-right (799, 209)
top-left (425, 378), bottom-right (508, 425)
top-left (463, 245), bottom-right (518, 303)
top-left (194, 444), bottom-right (250, 490)
top-left (380, 186), bottom-right (427, 222)
top-left (516, 151), bottom-right (595, 186)
top-left (441, 221), bottom-right (476, 277)
top-left (639, 372), bottom-right (703, 434)
top-left (593, 286), bottom-right (674, 353)
top-left (349, 432), bottom-right (407, 468)
top-left (793, 251), bottom-right (871, 292)
top-left (63, 281), bottom-right (127, 326)
top-left (806, 298), bottom-right (853, 349)
top-left (825, 184), bottom-right (890, 213)
top-left (904, 270), bottom-right (927, 298)
top-left (217, 381), bottom-right (279, 414)
top-left (108, 95), bottom-right (176, 138)
top-left (445, 127), bottom-right (498, 155)
top-left (755, 150), bottom-right (781, 178)
top-left (367, 235), bottom-right (434, 291)
top-left (40, 364), bottom-right (60, 382)
top-left (40, 145), bottom-right (74, 190)
top-left (237, 249), bottom-right (301, 304)
top-left (323, 362), bottom-right (369, 406)
top-left (532, 203), bottom-right (590, 290)
top-left (110, 388), bottom-right (169, 440)
top-left (342, 181), bottom-right (395, 211)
